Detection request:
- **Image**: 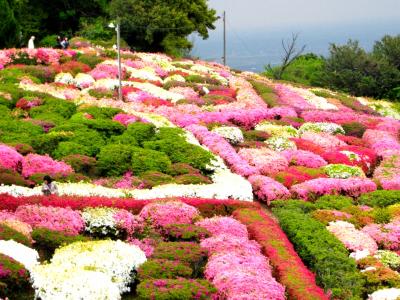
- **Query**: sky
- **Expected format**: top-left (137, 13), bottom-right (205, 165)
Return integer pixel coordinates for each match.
top-left (191, 0), bottom-right (400, 71)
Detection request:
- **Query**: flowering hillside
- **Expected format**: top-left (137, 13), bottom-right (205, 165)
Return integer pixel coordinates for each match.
top-left (0, 47), bottom-right (400, 299)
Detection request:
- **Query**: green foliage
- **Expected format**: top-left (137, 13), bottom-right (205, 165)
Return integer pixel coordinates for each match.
top-left (61, 154), bottom-right (98, 177)
top-left (9, 65), bottom-right (56, 83)
top-left (270, 199), bottom-right (316, 213)
top-left (77, 17), bottom-right (114, 42)
top-left (69, 113), bottom-right (125, 138)
top-left (0, 224), bottom-right (32, 247)
top-left (76, 54), bottom-right (104, 69)
top-left (249, 80), bottom-right (279, 107)
top-left (242, 129), bottom-right (270, 142)
top-left (162, 224), bottom-right (210, 242)
top-left (31, 131), bottom-right (72, 154)
top-left (314, 195), bottom-right (354, 210)
top-left (272, 207), bottom-right (365, 299)
top-left (123, 122), bottom-right (156, 146)
top-left (358, 191), bottom-right (400, 207)
top-left (53, 141), bottom-right (91, 159)
top-left (152, 242), bottom-right (208, 278)
top-left (0, 254), bottom-right (30, 297)
top-left (139, 171), bottom-right (174, 187)
top-left (174, 174), bottom-right (212, 185)
top-left (78, 106), bottom-right (122, 119)
top-left (372, 208), bottom-right (392, 224)
top-left (97, 144), bottom-right (133, 176)
top-left (0, 119), bottom-right (43, 145)
top-left (136, 278), bottom-right (217, 300)
top-left (361, 266), bottom-right (400, 295)
top-left (0, 167), bottom-right (30, 187)
top-left (109, 0), bottom-right (218, 55)
top-left (186, 74), bottom-right (221, 85)
top-left (131, 148), bottom-right (172, 175)
top-left (168, 163), bottom-right (201, 176)
top-left (32, 228), bottom-right (90, 259)
top-left (0, 0), bottom-right (19, 48)
top-left (30, 98), bottom-right (76, 120)
top-left (39, 35), bottom-right (59, 47)
top-left (137, 259), bottom-right (192, 281)
top-left (373, 34), bottom-right (400, 69)
top-left (342, 122), bottom-right (367, 138)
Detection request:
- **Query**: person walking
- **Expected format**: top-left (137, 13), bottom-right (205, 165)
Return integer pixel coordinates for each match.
top-left (28, 36), bottom-right (35, 49)
top-left (56, 36), bottom-right (62, 49)
top-left (61, 37), bottom-right (69, 49)
top-left (42, 175), bottom-right (58, 196)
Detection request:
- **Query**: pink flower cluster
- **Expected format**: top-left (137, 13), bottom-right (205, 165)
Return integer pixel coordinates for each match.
top-left (128, 238), bottom-right (156, 257)
top-left (198, 216), bottom-right (286, 299)
top-left (248, 175), bottom-right (290, 204)
top-left (112, 113), bottom-right (139, 127)
top-left (281, 149), bottom-right (327, 168)
top-left (301, 132), bottom-right (346, 151)
top-left (362, 219), bottom-right (400, 250)
top-left (0, 48), bottom-right (73, 66)
top-left (0, 144), bottom-right (23, 171)
top-left (89, 63), bottom-right (125, 80)
top-left (238, 148), bottom-right (288, 176)
top-left (139, 201), bottom-right (200, 227)
top-left (21, 154), bottom-right (73, 178)
top-left (290, 178), bottom-right (377, 200)
top-left (186, 124), bottom-right (259, 177)
top-left (327, 221), bottom-right (378, 254)
top-left (114, 209), bottom-right (144, 236)
top-left (169, 86), bottom-right (199, 100)
top-left (14, 204), bottom-right (85, 235)
top-left (363, 129), bottom-right (400, 156)
top-left (195, 216), bottom-right (248, 238)
top-left (274, 84), bottom-right (315, 112)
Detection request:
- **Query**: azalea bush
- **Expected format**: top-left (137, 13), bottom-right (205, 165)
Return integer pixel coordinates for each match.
top-left (136, 259), bottom-right (192, 281)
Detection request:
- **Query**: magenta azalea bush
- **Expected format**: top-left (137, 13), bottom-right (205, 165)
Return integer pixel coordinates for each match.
top-left (248, 175), bottom-right (290, 203)
top-left (22, 154), bottom-right (73, 178)
top-left (139, 201), bottom-right (200, 227)
top-left (0, 144), bottom-right (24, 171)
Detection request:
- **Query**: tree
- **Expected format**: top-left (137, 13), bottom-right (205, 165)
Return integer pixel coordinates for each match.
top-left (0, 0), bottom-right (19, 48)
top-left (373, 34), bottom-right (400, 69)
top-left (109, 0), bottom-right (218, 55)
top-left (265, 33), bottom-right (306, 80)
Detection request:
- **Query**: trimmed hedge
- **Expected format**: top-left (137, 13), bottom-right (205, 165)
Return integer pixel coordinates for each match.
top-left (0, 254), bottom-right (30, 297)
top-left (233, 208), bottom-right (328, 300)
top-left (0, 224), bottom-right (32, 247)
top-left (272, 207), bottom-right (365, 299)
top-left (136, 278), bottom-right (217, 300)
top-left (137, 259), bottom-right (192, 281)
top-left (358, 191), bottom-right (400, 207)
top-left (162, 224), bottom-right (210, 242)
top-left (97, 144), bottom-right (133, 176)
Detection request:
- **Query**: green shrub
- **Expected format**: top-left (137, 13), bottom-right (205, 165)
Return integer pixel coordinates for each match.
top-left (88, 88), bottom-right (114, 99)
top-left (32, 228), bottom-right (90, 259)
top-left (361, 266), bottom-right (400, 295)
top-left (131, 148), bottom-right (172, 175)
top-left (0, 224), bottom-right (32, 247)
top-left (76, 53), bottom-right (103, 68)
top-left (162, 224), bottom-right (210, 242)
top-left (272, 208), bottom-right (365, 299)
top-left (83, 118), bottom-right (125, 138)
top-left (342, 122), bottom-right (367, 138)
top-left (61, 154), bottom-right (98, 177)
top-left (0, 119), bottom-right (43, 145)
top-left (168, 163), bottom-right (201, 176)
top-left (13, 143), bottom-right (34, 155)
top-left (242, 130), bottom-right (270, 141)
top-left (270, 200), bottom-right (316, 213)
top-left (139, 171), bottom-right (174, 187)
top-left (372, 208), bottom-right (392, 224)
top-left (31, 112), bottom-right (66, 126)
top-left (30, 98), bottom-right (76, 119)
top-left (174, 174), bottom-right (212, 185)
top-left (186, 74), bottom-right (221, 85)
top-left (0, 254), bottom-right (30, 297)
top-left (53, 141), bottom-right (91, 159)
top-left (0, 105), bottom-right (11, 119)
top-left (136, 278), bottom-right (217, 300)
top-left (358, 191), bottom-right (400, 207)
top-left (39, 35), bottom-right (59, 47)
top-left (9, 65), bottom-right (56, 83)
top-left (143, 139), bottom-right (213, 173)
top-left (137, 259), bottom-right (192, 281)
top-left (152, 242), bottom-right (208, 277)
top-left (78, 106), bottom-right (122, 119)
top-left (31, 131), bottom-right (72, 154)
top-left (97, 144), bottom-right (133, 176)
top-left (125, 122), bottom-right (156, 145)
top-left (314, 195), bottom-right (354, 210)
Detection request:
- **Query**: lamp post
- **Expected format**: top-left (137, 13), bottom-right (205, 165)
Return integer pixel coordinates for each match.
top-left (108, 21), bottom-right (123, 101)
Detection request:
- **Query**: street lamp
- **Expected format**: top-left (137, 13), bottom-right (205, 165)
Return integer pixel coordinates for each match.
top-left (108, 21), bottom-right (123, 101)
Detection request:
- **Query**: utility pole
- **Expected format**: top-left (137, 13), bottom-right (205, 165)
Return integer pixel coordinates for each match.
top-left (116, 21), bottom-right (122, 101)
top-left (223, 11), bottom-right (226, 66)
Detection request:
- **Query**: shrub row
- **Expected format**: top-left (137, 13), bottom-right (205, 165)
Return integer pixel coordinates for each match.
top-left (233, 208), bottom-right (328, 300)
top-left (272, 207), bottom-right (365, 299)
top-left (0, 194), bottom-right (259, 216)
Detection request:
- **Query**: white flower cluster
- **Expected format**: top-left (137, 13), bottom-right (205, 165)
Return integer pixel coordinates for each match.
top-left (55, 72), bottom-right (74, 85)
top-left (163, 74), bottom-right (186, 84)
top-left (128, 81), bottom-right (184, 103)
top-left (265, 136), bottom-right (297, 152)
top-left (299, 122), bottom-right (345, 135)
top-left (0, 240), bottom-right (39, 272)
top-left (290, 86), bottom-right (338, 110)
top-left (31, 240), bottom-right (146, 299)
top-left (368, 288), bottom-right (400, 300)
top-left (255, 122), bottom-right (298, 138)
top-left (212, 126), bottom-right (244, 144)
top-left (82, 207), bottom-right (121, 236)
top-left (74, 73), bottom-right (95, 89)
top-left (128, 66), bottom-right (163, 83)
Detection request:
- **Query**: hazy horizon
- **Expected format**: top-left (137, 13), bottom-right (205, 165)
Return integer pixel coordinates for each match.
top-left (191, 0), bottom-right (400, 72)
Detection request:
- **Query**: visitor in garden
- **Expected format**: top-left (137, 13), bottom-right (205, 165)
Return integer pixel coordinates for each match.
top-left (61, 37), bottom-right (69, 49)
top-left (42, 175), bottom-right (58, 196)
top-left (28, 36), bottom-right (35, 49)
